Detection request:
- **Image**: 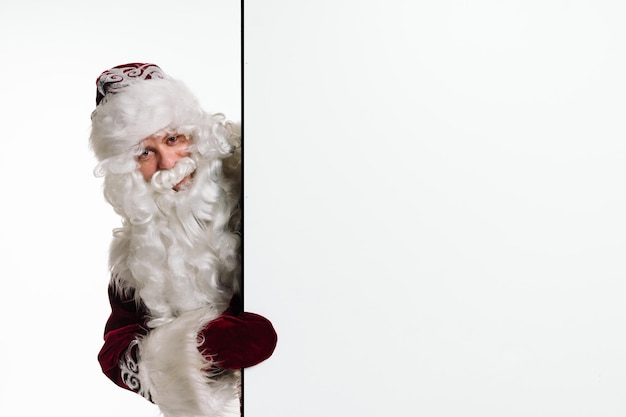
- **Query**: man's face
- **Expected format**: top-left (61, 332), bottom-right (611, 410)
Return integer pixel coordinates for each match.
top-left (137, 132), bottom-right (192, 191)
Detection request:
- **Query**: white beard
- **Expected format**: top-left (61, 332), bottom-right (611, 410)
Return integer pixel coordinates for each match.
top-left (106, 151), bottom-right (241, 328)
top-left (151, 156), bottom-right (196, 192)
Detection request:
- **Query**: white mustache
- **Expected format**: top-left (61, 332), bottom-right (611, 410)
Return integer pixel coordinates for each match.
top-left (151, 157), bottom-right (197, 192)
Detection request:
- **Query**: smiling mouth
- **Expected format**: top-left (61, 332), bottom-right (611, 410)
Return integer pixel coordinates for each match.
top-left (173, 173), bottom-right (194, 191)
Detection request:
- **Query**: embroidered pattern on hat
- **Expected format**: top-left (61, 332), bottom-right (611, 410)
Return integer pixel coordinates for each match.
top-left (95, 63), bottom-right (165, 105)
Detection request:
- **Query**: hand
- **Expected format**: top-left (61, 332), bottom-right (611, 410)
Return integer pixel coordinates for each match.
top-left (198, 308), bottom-right (277, 369)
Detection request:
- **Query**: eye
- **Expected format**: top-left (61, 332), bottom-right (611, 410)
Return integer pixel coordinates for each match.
top-left (137, 149), bottom-right (154, 161)
top-left (167, 136), bottom-right (178, 144)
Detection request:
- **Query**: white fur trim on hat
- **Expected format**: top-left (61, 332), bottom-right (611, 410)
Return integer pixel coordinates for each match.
top-left (137, 307), bottom-right (241, 417)
top-left (90, 77), bottom-right (205, 162)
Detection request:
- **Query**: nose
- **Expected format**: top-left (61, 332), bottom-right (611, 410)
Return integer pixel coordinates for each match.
top-left (158, 149), bottom-right (182, 170)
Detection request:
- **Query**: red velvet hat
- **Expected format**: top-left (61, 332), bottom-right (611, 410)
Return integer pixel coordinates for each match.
top-left (95, 62), bottom-right (165, 106)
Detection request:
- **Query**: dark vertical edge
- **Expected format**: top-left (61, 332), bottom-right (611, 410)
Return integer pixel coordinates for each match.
top-left (240, 0), bottom-right (245, 315)
top-left (240, 0), bottom-right (245, 415)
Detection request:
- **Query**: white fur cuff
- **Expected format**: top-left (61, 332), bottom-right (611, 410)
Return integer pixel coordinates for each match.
top-left (138, 308), bottom-right (241, 417)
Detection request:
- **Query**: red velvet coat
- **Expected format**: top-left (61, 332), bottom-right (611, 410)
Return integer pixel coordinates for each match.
top-left (98, 287), bottom-right (150, 397)
top-left (98, 285), bottom-right (277, 415)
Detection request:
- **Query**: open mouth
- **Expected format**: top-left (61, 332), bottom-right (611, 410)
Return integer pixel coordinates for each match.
top-left (173, 172), bottom-right (194, 191)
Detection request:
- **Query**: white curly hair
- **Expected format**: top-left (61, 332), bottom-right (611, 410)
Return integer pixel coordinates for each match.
top-left (90, 75), bottom-right (241, 327)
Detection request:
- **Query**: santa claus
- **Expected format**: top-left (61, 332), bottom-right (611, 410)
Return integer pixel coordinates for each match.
top-left (90, 63), bottom-right (276, 417)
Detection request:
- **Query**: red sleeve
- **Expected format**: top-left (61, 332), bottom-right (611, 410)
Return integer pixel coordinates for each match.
top-left (97, 285), bottom-right (150, 399)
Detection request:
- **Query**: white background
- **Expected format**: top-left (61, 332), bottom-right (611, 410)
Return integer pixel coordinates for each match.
top-left (2, 1), bottom-right (626, 416)
top-left (0, 1), bottom-right (239, 416)
top-left (244, 1), bottom-right (626, 416)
